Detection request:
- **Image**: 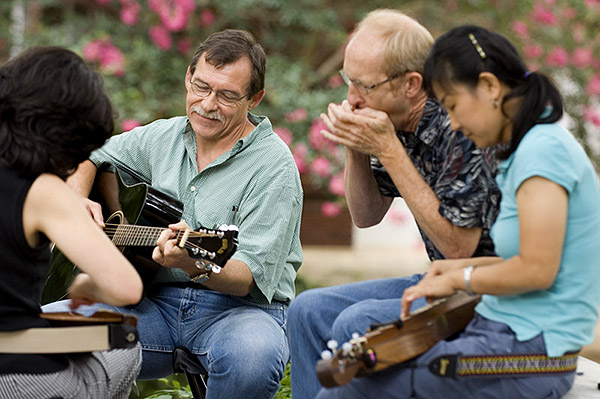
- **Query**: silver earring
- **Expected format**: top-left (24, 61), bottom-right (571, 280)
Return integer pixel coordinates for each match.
top-left (493, 99), bottom-right (499, 108)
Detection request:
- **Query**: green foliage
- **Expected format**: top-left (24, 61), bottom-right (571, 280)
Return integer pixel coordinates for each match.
top-left (128, 365), bottom-right (293, 399)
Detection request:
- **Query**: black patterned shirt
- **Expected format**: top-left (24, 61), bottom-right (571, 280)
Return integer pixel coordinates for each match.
top-left (372, 98), bottom-right (500, 260)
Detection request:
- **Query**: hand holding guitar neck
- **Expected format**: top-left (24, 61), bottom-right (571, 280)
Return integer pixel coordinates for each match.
top-left (151, 219), bottom-right (238, 273)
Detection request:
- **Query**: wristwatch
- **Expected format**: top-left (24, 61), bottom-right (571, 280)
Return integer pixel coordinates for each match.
top-left (463, 265), bottom-right (477, 295)
top-left (189, 260), bottom-right (217, 283)
top-left (190, 272), bottom-right (210, 283)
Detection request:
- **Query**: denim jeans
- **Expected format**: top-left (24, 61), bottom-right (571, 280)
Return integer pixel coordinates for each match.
top-left (42, 285), bottom-right (289, 399)
top-left (314, 314), bottom-right (575, 399)
top-left (287, 275), bottom-right (426, 399)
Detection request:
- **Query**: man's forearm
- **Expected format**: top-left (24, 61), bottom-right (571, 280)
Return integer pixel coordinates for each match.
top-left (66, 160), bottom-right (97, 197)
top-left (344, 149), bottom-right (392, 228)
top-left (378, 142), bottom-right (481, 258)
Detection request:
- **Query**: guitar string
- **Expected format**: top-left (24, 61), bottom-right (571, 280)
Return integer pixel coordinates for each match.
top-left (103, 223), bottom-right (227, 255)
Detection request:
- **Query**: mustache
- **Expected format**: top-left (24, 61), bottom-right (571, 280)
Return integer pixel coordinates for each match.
top-left (190, 106), bottom-right (224, 122)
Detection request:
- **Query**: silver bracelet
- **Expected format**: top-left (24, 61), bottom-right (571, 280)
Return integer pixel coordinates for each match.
top-left (463, 265), bottom-right (477, 295)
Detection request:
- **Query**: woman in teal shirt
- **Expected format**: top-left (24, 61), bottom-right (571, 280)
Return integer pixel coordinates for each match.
top-left (316, 25), bottom-right (600, 399)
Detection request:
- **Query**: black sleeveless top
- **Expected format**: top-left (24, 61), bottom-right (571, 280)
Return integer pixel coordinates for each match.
top-left (0, 168), bottom-right (68, 374)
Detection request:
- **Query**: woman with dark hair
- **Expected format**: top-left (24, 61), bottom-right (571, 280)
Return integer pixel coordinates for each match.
top-left (316, 25), bottom-right (600, 399)
top-left (0, 46), bottom-right (143, 398)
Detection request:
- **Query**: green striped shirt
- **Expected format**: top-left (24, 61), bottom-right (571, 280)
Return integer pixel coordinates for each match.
top-left (89, 114), bottom-right (303, 304)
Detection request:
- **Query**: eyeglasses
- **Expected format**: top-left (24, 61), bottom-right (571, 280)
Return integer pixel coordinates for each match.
top-left (339, 69), bottom-right (403, 95)
top-left (188, 79), bottom-right (248, 106)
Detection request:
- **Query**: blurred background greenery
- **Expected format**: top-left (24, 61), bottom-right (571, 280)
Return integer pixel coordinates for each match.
top-left (2, 0), bottom-right (599, 397)
top-left (2, 0), bottom-right (599, 216)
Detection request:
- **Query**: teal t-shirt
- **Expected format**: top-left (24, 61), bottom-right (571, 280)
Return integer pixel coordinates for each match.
top-left (477, 122), bottom-right (600, 357)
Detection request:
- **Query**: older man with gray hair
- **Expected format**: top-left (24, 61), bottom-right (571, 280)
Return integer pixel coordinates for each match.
top-left (287, 9), bottom-right (499, 399)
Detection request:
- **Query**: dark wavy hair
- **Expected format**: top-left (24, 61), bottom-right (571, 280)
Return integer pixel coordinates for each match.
top-left (0, 46), bottom-right (114, 180)
top-left (423, 25), bottom-right (563, 159)
top-left (189, 29), bottom-right (266, 99)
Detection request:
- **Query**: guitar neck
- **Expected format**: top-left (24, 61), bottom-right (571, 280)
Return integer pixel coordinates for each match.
top-left (106, 224), bottom-right (175, 247)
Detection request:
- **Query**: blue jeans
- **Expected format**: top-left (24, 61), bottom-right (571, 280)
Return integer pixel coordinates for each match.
top-left (314, 314), bottom-right (575, 399)
top-left (287, 275), bottom-right (426, 399)
top-left (42, 285), bottom-right (289, 399)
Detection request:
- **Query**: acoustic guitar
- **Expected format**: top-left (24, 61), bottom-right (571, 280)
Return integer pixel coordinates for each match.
top-left (41, 163), bottom-right (238, 305)
top-left (316, 292), bottom-right (480, 387)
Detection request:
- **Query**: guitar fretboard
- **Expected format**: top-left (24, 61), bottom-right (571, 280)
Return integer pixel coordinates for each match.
top-left (105, 224), bottom-right (166, 247)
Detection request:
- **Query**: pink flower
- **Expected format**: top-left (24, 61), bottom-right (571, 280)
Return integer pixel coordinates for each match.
top-left (562, 7), bottom-right (577, 19)
top-left (308, 118), bottom-right (333, 151)
top-left (119, 0), bottom-right (141, 26)
top-left (531, 4), bottom-right (557, 25)
top-left (586, 75), bottom-right (600, 96)
top-left (524, 44), bottom-right (543, 59)
top-left (583, 107), bottom-right (600, 127)
top-left (321, 202), bottom-right (342, 218)
top-left (328, 173), bottom-right (345, 196)
top-left (150, 0), bottom-right (195, 32)
top-left (572, 48), bottom-right (594, 68)
top-left (328, 75), bottom-right (344, 88)
top-left (584, 0), bottom-right (600, 11)
top-left (121, 119), bottom-right (142, 132)
top-left (546, 47), bottom-right (568, 67)
top-left (177, 38), bottom-right (192, 55)
top-left (285, 108), bottom-right (308, 122)
top-left (82, 39), bottom-right (125, 77)
top-left (200, 8), bottom-right (216, 26)
top-left (274, 127), bottom-right (293, 146)
top-left (99, 43), bottom-right (125, 76)
top-left (149, 25), bottom-right (172, 50)
top-left (309, 156), bottom-right (332, 178)
top-left (83, 39), bottom-right (104, 61)
top-left (511, 21), bottom-right (528, 39)
top-left (292, 144), bottom-right (308, 174)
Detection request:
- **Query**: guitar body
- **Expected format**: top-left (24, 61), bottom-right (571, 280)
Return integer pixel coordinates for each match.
top-left (316, 292), bottom-right (480, 387)
top-left (97, 165), bottom-right (184, 290)
top-left (42, 164), bottom-right (237, 305)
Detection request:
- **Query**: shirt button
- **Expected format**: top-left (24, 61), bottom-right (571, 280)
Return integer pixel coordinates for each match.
top-left (190, 186), bottom-right (196, 192)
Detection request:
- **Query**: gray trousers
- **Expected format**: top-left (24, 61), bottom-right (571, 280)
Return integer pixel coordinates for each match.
top-left (0, 344), bottom-right (141, 399)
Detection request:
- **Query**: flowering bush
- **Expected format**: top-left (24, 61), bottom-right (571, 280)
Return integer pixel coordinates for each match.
top-left (2, 0), bottom-right (598, 221)
top-left (510, 0), bottom-right (600, 167)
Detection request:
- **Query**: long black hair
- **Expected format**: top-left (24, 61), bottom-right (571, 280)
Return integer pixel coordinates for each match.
top-left (423, 25), bottom-right (563, 159)
top-left (0, 46), bottom-right (114, 180)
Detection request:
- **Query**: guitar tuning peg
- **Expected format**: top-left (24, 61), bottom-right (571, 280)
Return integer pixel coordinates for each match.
top-left (211, 265), bottom-right (222, 274)
top-left (320, 350), bottom-right (333, 360)
top-left (327, 339), bottom-right (338, 351)
top-left (341, 342), bottom-right (353, 355)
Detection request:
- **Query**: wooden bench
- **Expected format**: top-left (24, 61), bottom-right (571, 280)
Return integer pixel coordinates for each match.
top-left (564, 357), bottom-right (600, 398)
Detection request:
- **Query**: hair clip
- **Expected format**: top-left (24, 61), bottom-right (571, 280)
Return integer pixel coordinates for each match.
top-left (468, 33), bottom-right (487, 59)
top-left (523, 71), bottom-right (531, 79)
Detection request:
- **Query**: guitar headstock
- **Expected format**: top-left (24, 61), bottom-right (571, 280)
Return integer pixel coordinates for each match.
top-left (177, 224), bottom-right (239, 270)
top-left (316, 334), bottom-right (375, 387)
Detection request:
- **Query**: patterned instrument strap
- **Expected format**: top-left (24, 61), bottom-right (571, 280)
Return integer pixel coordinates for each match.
top-left (429, 352), bottom-right (579, 378)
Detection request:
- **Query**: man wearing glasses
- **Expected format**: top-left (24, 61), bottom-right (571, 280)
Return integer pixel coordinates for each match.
top-left (287, 9), bottom-right (500, 399)
top-left (47, 29), bottom-right (303, 399)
